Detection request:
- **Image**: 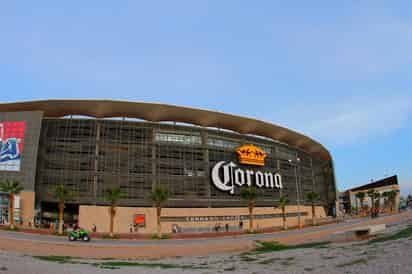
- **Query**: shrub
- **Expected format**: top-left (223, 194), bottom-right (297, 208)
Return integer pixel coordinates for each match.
top-left (151, 233), bottom-right (170, 240)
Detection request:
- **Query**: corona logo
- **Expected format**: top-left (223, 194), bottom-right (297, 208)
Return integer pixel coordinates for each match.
top-left (211, 161), bottom-right (282, 195)
top-left (236, 144), bottom-right (266, 166)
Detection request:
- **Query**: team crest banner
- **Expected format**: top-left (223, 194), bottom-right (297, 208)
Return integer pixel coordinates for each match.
top-left (0, 121), bottom-right (25, 171)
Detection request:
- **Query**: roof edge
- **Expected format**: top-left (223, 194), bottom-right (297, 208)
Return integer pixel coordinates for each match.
top-left (0, 99), bottom-right (332, 161)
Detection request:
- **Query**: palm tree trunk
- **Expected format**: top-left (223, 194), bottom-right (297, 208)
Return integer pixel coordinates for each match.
top-left (157, 207), bottom-right (162, 238)
top-left (371, 198), bottom-right (374, 218)
top-left (312, 203), bottom-right (316, 225)
top-left (109, 206), bottom-right (115, 237)
top-left (9, 194), bottom-right (14, 229)
top-left (282, 207), bottom-right (287, 230)
top-left (248, 204), bottom-right (254, 232)
top-left (360, 198), bottom-right (364, 214)
top-left (58, 201), bottom-right (64, 235)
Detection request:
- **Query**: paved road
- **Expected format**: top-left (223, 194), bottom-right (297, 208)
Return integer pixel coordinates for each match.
top-left (0, 211), bottom-right (410, 259)
top-left (2, 213), bottom-right (412, 273)
top-left (0, 213), bottom-right (407, 247)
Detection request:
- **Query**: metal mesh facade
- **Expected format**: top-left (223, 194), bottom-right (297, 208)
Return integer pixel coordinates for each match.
top-left (35, 118), bottom-right (336, 208)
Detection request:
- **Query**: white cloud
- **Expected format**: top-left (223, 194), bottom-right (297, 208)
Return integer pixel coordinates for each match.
top-left (309, 96), bottom-right (411, 145)
top-left (271, 95), bottom-right (412, 146)
top-left (272, 12), bottom-right (412, 80)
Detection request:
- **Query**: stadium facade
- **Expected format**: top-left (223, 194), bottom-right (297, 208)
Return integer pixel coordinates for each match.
top-left (0, 100), bottom-right (337, 233)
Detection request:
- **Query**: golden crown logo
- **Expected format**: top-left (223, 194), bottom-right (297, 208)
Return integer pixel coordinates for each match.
top-left (235, 144), bottom-right (266, 166)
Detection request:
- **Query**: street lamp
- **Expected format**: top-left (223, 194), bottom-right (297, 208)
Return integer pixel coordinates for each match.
top-left (289, 158), bottom-right (302, 229)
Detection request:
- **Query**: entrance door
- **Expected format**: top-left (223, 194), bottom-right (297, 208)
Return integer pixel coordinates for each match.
top-left (0, 207), bottom-right (8, 224)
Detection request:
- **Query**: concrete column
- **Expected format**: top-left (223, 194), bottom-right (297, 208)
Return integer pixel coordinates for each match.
top-left (93, 121), bottom-right (101, 203)
top-left (310, 158), bottom-right (315, 191)
top-left (277, 158), bottom-right (281, 198)
top-left (19, 191), bottom-right (35, 226)
top-left (201, 130), bottom-right (211, 207)
top-left (151, 129), bottom-right (157, 190)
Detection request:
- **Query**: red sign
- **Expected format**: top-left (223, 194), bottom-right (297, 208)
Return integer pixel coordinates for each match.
top-left (134, 214), bottom-right (145, 226)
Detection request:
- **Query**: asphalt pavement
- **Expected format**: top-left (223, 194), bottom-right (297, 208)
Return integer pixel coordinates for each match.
top-left (0, 215), bottom-right (394, 247)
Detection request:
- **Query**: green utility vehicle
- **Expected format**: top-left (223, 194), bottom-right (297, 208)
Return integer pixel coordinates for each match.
top-left (68, 229), bottom-right (90, 242)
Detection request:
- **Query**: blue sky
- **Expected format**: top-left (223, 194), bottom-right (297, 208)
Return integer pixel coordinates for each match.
top-left (1, 1), bottom-right (411, 195)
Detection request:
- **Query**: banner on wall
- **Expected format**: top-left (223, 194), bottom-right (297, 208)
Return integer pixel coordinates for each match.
top-left (0, 121), bottom-right (25, 171)
top-left (134, 214), bottom-right (145, 227)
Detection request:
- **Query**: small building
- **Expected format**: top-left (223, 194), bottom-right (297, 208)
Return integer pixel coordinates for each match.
top-left (340, 175), bottom-right (400, 214)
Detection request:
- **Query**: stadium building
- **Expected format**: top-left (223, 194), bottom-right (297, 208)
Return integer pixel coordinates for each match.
top-left (0, 100), bottom-right (337, 233)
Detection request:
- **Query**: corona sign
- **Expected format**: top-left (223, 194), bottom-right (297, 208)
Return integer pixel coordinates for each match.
top-left (211, 161), bottom-right (282, 195)
top-left (236, 144), bottom-right (266, 166)
top-left (211, 144), bottom-right (281, 194)
top-left (0, 121), bottom-right (25, 171)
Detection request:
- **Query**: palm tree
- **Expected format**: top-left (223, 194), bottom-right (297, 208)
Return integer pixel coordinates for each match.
top-left (306, 192), bottom-right (319, 225)
top-left (382, 191), bottom-right (389, 211)
top-left (407, 194), bottom-right (412, 207)
top-left (277, 196), bottom-right (289, 230)
top-left (373, 192), bottom-right (381, 211)
top-left (0, 180), bottom-right (23, 229)
top-left (355, 192), bottom-right (366, 214)
top-left (386, 190), bottom-right (399, 213)
top-left (367, 189), bottom-right (375, 207)
top-left (104, 187), bottom-right (122, 237)
top-left (52, 184), bottom-right (71, 235)
top-left (367, 190), bottom-right (376, 217)
top-left (150, 186), bottom-right (169, 238)
top-left (241, 187), bottom-right (257, 232)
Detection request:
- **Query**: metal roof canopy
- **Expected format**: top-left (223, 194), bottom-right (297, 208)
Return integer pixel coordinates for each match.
top-left (0, 100), bottom-right (332, 161)
top-left (347, 175), bottom-right (399, 192)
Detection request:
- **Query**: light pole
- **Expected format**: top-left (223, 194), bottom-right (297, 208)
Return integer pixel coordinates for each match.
top-left (289, 158), bottom-right (302, 229)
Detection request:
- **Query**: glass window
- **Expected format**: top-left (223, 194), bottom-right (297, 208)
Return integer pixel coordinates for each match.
top-left (277, 146), bottom-right (296, 161)
top-left (258, 144), bottom-right (272, 154)
top-left (155, 132), bottom-right (201, 145)
top-left (207, 138), bottom-right (240, 149)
